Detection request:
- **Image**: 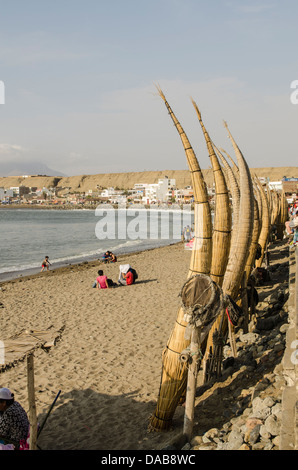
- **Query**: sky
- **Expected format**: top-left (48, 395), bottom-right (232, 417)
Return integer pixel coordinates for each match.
top-left (0, 0), bottom-right (297, 176)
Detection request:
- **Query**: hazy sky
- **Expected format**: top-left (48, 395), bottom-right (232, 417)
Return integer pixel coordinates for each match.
top-left (0, 0), bottom-right (297, 176)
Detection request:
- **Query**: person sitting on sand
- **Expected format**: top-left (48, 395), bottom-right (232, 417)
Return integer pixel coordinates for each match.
top-left (285, 209), bottom-right (298, 236)
top-left (118, 264), bottom-right (131, 285)
top-left (41, 256), bottom-right (51, 272)
top-left (0, 388), bottom-right (30, 449)
top-left (96, 270), bottom-right (115, 289)
top-left (124, 269), bottom-right (134, 285)
top-left (102, 251), bottom-right (117, 263)
top-left (118, 265), bottom-right (137, 286)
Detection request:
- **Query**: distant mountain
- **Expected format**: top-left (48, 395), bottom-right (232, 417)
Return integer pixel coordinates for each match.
top-left (0, 161), bottom-right (66, 177)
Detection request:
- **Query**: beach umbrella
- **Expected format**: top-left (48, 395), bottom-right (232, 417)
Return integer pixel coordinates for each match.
top-left (149, 86), bottom-right (213, 432)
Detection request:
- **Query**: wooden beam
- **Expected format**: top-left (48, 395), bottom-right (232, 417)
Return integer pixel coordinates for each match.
top-left (27, 354), bottom-right (38, 450)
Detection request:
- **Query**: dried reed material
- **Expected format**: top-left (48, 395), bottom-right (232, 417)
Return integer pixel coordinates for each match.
top-left (221, 121), bottom-right (254, 300)
top-left (254, 176), bottom-right (270, 268)
top-left (276, 190), bottom-right (288, 239)
top-left (213, 145), bottom-right (240, 260)
top-left (280, 191), bottom-right (288, 225)
top-left (191, 99), bottom-right (232, 285)
top-left (270, 190), bottom-right (280, 226)
top-left (220, 148), bottom-right (240, 181)
top-left (149, 86), bottom-right (212, 432)
top-left (191, 101), bottom-right (233, 378)
top-left (245, 197), bottom-right (260, 278)
top-left (267, 184), bottom-right (273, 215)
top-left (254, 181), bottom-right (263, 223)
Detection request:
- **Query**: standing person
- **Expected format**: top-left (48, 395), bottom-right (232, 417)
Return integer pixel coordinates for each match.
top-left (0, 388), bottom-right (29, 449)
top-left (183, 225), bottom-right (191, 242)
top-left (41, 256), bottom-right (51, 272)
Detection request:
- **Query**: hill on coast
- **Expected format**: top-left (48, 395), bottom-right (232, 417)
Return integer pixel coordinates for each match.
top-left (0, 167), bottom-right (297, 193)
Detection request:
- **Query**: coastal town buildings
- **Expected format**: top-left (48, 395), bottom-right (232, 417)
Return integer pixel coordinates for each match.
top-left (0, 175), bottom-right (298, 207)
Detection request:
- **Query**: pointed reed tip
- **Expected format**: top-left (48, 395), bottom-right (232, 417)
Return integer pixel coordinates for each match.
top-left (191, 98), bottom-right (202, 119)
top-left (154, 83), bottom-right (166, 101)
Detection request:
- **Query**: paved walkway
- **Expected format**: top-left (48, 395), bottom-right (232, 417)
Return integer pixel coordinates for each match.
top-left (280, 245), bottom-right (298, 450)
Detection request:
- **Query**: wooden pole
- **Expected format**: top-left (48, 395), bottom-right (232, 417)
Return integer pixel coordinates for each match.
top-left (183, 326), bottom-right (201, 441)
top-left (27, 353), bottom-right (38, 450)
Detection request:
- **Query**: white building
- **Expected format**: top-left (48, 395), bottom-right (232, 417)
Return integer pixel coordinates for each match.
top-left (156, 177), bottom-right (176, 202)
top-left (142, 184), bottom-right (158, 204)
top-left (268, 181), bottom-right (283, 191)
top-left (100, 187), bottom-right (127, 204)
top-left (0, 188), bottom-right (13, 201)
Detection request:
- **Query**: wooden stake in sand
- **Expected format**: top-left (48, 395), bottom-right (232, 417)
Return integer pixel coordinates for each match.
top-left (27, 353), bottom-right (38, 450)
top-left (183, 326), bottom-right (201, 441)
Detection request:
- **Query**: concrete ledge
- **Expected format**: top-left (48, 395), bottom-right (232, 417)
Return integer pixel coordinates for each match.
top-left (280, 246), bottom-right (298, 450)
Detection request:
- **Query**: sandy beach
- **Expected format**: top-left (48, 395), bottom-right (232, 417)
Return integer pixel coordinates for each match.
top-left (0, 242), bottom-right (192, 450)
top-left (0, 240), bottom-right (291, 451)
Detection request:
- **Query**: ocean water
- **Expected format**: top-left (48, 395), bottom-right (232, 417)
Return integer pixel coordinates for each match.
top-left (0, 207), bottom-right (193, 281)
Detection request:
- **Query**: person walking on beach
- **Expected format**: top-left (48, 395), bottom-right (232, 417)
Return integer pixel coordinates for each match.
top-left (41, 256), bottom-right (51, 272)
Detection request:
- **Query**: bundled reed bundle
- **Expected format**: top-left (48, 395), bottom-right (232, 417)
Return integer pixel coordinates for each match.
top-left (149, 87), bottom-right (212, 432)
top-left (244, 196), bottom-right (261, 279)
top-left (276, 190), bottom-right (288, 239)
top-left (214, 145), bottom-right (240, 252)
top-left (221, 121), bottom-right (254, 301)
top-left (254, 176), bottom-right (270, 268)
top-left (191, 99), bottom-right (232, 285)
top-left (270, 190), bottom-right (280, 226)
top-left (221, 148), bottom-right (240, 180)
top-left (267, 184), bottom-right (273, 216)
top-left (191, 101), bottom-right (233, 379)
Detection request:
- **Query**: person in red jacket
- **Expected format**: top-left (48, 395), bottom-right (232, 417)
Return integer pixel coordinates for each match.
top-left (124, 270), bottom-right (134, 285)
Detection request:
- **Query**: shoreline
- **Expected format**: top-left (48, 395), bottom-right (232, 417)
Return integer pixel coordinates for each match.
top-left (0, 240), bottom-right (183, 285)
top-left (0, 206), bottom-right (192, 283)
top-left (0, 203), bottom-right (195, 211)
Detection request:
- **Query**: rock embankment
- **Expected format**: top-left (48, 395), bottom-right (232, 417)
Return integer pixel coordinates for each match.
top-left (166, 244), bottom-right (294, 451)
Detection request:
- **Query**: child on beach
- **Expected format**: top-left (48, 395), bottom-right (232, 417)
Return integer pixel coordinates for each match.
top-left (41, 256), bottom-right (51, 272)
